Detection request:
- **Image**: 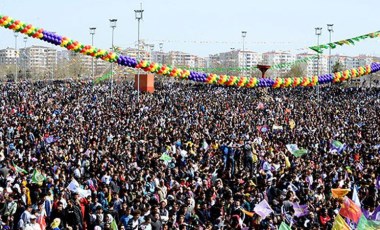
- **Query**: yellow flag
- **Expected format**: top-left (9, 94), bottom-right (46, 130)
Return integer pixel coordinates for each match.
top-left (240, 207), bottom-right (254, 217)
top-left (332, 214), bottom-right (351, 230)
top-left (289, 119), bottom-right (295, 129)
top-left (284, 156), bottom-right (291, 168)
top-left (331, 188), bottom-right (351, 198)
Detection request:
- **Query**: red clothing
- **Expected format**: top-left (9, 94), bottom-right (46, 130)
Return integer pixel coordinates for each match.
top-left (319, 215), bottom-right (331, 225)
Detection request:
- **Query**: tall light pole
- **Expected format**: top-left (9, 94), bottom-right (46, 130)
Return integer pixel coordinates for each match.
top-left (241, 31), bottom-right (247, 76)
top-left (23, 36), bottom-right (27, 79)
top-left (109, 19), bottom-right (117, 99)
top-left (90, 27), bottom-right (96, 89)
top-left (14, 32), bottom-right (18, 83)
top-left (150, 44), bottom-right (154, 62)
top-left (327, 24), bottom-right (334, 74)
top-left (315, 27), bottom-right (322, 107)
top-left (135, 3), bottom-right (144, 103)
top-left (51, 32), bottom-right (56, 82)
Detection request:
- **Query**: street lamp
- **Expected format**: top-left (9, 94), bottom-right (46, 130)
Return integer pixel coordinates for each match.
top-left (315, 27), bottom-right (322, 107)
top-left (135, 3), bottom-right (144, 103)
top-left (109, 19), bottom-right (117, 99)
top-left (242, 31), bottom-right (247, 76)
top-left (327, 24), bottom-right (334, 74)
top-left (23, 36), bottom-right (27, 79)
top-left (51, 32), bottom-right (56, 82)
top-left (14, 32), bottom-right (18, 83)
top-left (90, 27), bottom-right (96, 84)
top-left (150, 44), bottom-right (154, 62)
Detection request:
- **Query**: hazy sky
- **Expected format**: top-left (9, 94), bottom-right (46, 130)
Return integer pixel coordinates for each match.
top-left (1, 0), bottom-right (379, 57)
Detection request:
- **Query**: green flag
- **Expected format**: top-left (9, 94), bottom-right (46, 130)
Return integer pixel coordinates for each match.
top-left (279, 221), bottom-right (292, 230)
top-left (357, 215), bottom-right (380, 230)
top-left (12, 162), bottom-right (27, 174)
top-left (31, 169), bottom-right (46, 184)
top-left (347, 39), bottom-right (355, 45)
top-left (94, 71), bottom-right (113, 84)
top-left (159, 153), bottom-right (172, 162)
top-left (328, 43), bottom-right (337, 49)
top-left (293, 149), bottom-right (308, 157)
top-left (110, 218), bottom-right (118, 230)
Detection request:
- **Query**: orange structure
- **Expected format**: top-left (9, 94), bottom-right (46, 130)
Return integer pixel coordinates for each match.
top-left (134, 73), bottom-right (155, 93)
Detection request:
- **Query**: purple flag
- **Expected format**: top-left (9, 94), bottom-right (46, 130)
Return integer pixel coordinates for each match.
top-left (254, 199), bottom-right (273, 219)
top-left (292, 203), bottom-right (309, 217)
top-left (376, 175), bottom-right (380, 189)
top-left (362, 205), bottom-right (380, 221)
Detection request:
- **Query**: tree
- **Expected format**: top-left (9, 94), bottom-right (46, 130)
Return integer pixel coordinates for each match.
top-left (332, 61), bottom-right (344, 73)
top-left (282, 63), bottom-right (307, 78)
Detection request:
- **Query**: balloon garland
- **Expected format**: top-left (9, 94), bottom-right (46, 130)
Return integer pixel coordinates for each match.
top-left (1, 14), bottom-right (380, 88)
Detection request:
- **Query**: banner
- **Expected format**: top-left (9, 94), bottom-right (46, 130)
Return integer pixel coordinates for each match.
top-left (357, 215), bottom-right (380, 230)
top-left (279, 221), bottom-right (292, 230)
top-left (339, 197), bottom-right (362, 223)
top-left (286, 144), bottom-right (308, 157)
top-left (94, 71), bottom-right (112, 84)
top-left (331, 188), bottom-right (350, 198)
top-left (12, 162), bottom-right (27, 174)
top-left (330, 140), bottom-right (346, 154)
top-left (31, 169), bottom-right (46, 184)
top-left (240, 207), bottom-right (255, 217)
top-left (159, 153), bottom-right (172, 163)
top-left (309, 31), bottom-right (380, 53)
top-left (292, 203), bottom-right (309, 217)
top-left (67, 179), bottom-right (92, 198)
top-left (332, 214), bottom-right (351, 230)
top-left (253, 199), bottom-right (273, 219)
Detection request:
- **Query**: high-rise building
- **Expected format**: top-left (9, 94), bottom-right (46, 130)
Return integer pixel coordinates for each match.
top-left (163, 51), bottom-right (206, 68)
top-left (0, 47), bottom-right (17, 65)
top-left (329, 54), bottom-right (374, 70)
top-left (263, 51), bottom-right (296, 76)
top-left (296, 53), bottom-right (328, 76)
top-left (209, 49), bottom-right (262, 75)
top-left (18, 46), bottom-right (57, 71)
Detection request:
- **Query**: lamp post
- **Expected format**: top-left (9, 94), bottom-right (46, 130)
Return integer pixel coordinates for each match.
top-left (150, 44), bottom-right (154, 62)
top-left (14, 32), bottom-right (18, 83)
top-left (109, 19), bottom-right (117, 99)
top-left (90, 27), bottom-right (96, 88)
top-left (23, 36), bottom-right (27, 79)
top-left (327, 24), bottom-right (334, 74)
top-left (51, 32), bottom-right (56, 82)
top-left (315, 27), bottom-right (322, 107)
top-left (135, 3), bottom-right (144, 103)
top-left (241, 31), bottom-right (247, 76)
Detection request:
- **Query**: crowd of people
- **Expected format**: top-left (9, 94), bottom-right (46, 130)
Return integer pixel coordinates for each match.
top-left (0, 79), bottom-right (379, 230)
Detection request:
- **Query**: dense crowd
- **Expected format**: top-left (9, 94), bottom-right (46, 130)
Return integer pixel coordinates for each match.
top-left (0, 79), bottom-right (379, 230)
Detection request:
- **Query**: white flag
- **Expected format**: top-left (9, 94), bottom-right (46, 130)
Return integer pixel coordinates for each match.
top-left (352, 185), bottom-right (361, 207)
top-left (67, 179), bottom-right (91, 198)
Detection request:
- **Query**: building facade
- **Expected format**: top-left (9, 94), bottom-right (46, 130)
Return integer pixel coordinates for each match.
top-left (0, 47), bottom-right (17, 65)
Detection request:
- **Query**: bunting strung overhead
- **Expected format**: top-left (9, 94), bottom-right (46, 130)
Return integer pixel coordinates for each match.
top-left (309, 31), bottom-right (380, 53)
top-left (1, 14), bottom-right (380, 89)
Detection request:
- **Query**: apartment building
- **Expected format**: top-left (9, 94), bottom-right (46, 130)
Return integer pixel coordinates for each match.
top-left (209, 49), bottom-right (262, 75)
top-left (0, 47), bottom-right (17, 65)
top-left (329, 54), bottom-right (374, 70)
top-left (162, 51), bottom-right (206, 68)
top-left (18, 46), bottom-right (57, 71)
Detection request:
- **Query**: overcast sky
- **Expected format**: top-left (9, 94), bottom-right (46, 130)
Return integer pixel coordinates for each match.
top-left (1, 0), bottom-right (379, 57)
